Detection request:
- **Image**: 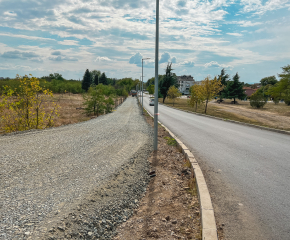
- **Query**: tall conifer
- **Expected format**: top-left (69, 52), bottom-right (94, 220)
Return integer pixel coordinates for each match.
top-left (224, 73), bottom-right (246, 104)
top-left (81, 69), bottom-right (92, 91)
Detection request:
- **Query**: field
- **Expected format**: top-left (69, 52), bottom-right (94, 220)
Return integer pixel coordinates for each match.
top-left (160, 98), bottom-right (290, 131)
top-left (0, 93), bottom-right (125, 134)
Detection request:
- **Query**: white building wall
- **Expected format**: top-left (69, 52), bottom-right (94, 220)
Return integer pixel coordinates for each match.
top-left (177, 75), bottom-right (195, 95)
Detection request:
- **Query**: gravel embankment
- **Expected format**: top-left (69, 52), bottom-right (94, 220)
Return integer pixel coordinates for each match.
top-left (0, 97), bottom-right (153, 239)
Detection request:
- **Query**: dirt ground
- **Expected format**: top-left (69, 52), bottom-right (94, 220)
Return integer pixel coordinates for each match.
top-left (113, 110), bottom-right (202, 240)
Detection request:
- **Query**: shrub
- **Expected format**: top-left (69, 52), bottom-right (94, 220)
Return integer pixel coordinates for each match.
top-left (250, 93), bottom-right (267, 108)
top-left (273, 97), bottom-right (280, 105)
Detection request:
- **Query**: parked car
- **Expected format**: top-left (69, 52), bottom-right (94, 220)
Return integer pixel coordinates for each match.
top-left (130, 90), bottom-right (137, 97)
top-left (149, 99), bottom-right (154, 106)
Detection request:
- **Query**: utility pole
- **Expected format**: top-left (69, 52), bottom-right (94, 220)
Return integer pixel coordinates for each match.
top-left (142, 58), bottom-right (150, 115)
top-left (154, 0), bottom-right (159, 151)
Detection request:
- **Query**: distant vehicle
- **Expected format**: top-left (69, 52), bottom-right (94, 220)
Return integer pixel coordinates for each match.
top-left (187, 95), bottom-right (191, 98)
top-left (130, 90), bottom-right (137, 97)
top-left (149, 98), bottom-right (154, 106)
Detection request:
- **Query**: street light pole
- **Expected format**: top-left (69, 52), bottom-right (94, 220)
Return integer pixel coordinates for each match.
top-left (154, 0), bottom-right (159, 151)
top-left (142, 58), bottom-right (150, 115)
top-left (139, 77), bottom-right (141, 101)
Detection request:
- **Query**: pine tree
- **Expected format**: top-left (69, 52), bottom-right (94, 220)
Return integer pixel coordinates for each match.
top-left (217, 68), bottom-right (230, 102)
top-left (99, 73), bottom-right (108, 85)
top-left (93, 74), bottom-right (99, 85)
top-left (160, 63), bottom-right (178, 103)
top-left (81, 69), bottom-right (92, 91)
top-left (224, 73), bottom-right (246, 104)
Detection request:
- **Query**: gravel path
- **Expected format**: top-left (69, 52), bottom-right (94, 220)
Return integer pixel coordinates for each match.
top-left (0, 97), bottom-right (153, 239)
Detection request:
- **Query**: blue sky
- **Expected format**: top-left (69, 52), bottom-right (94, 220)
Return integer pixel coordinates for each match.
top-left (0, 0), bottom-right (289, 83)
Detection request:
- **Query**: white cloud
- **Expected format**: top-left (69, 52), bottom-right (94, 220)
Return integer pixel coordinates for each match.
top-left (179, 61), bottom-right (195, 67)
top-left (240, 0), bottom-right (290, 15)
top-left (0, 33), bottom-right (56, 42)
top-left (204, 61), bottom-right (232, 69)
top-left (49, 56), bottom-right (78, 62)
top-left (230, 20), bottom-right (262, 27)
top-left (227, 33), bottom-right (243, 37)
top-left (0, 0), bottom-right (289, 82)
top-left (95, 56), bottom-right (113, 62)
top-left (4, 11), bottom-right (17, 17)
top-left (57, 40), bottom-right (79, 46)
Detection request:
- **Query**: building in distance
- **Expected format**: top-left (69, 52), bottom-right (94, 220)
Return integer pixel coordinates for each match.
top-left (177, 75), bottom-right (195, 95)
top-left (243, 87), bottom-right (258, 97)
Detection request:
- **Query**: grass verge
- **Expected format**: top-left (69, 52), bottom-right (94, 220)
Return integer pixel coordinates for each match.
top-left (159, 98), bottom-right (290, 132)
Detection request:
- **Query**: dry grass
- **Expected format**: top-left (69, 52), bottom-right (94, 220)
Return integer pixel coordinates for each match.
top-left (160, 98), bottom-right (290, 131)
top-left (0, 93), bottom-right (125, 134)
top-left (51, 93), bottom-right (90, 127)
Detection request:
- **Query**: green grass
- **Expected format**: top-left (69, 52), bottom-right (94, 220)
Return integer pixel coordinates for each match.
top-left (164, 136), bottom-right (177, 146)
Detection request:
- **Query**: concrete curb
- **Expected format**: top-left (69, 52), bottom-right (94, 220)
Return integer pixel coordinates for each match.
top-left (143, 108), bottom-right (218, 240)
top-left (159, 102), bottom-right (290, 136)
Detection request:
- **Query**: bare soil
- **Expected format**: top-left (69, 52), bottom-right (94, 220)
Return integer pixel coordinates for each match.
top-left (113, 111), bottom-right (202, 240)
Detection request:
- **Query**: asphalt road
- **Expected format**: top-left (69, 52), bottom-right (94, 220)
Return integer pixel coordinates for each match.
top-left (141, 94), bottom-right (290, 240)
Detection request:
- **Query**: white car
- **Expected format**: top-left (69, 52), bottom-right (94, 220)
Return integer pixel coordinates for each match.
top-left (149, 99), bottom-right (154, 106)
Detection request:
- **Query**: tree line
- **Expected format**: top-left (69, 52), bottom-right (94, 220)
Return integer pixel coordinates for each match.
top-left (145, 63), bottom-right (290, 112)
top-left (80, 68), bottom-right (143, 116)
top-left (252, 64), bottom-right (290, 107)
top-left (0, 69), bottom-right (142, 133)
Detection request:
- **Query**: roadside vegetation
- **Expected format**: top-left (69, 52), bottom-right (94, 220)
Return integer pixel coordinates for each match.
top-left (0, 69), bottom-right (141, 134)
top-left (0, 75), bottom-right (59, 133)
top-left (157, 63), bottom-right (290, 131)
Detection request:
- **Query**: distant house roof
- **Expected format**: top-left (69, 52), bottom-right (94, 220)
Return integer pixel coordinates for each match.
top-left (243, 87), bottom-right (257, 97)
top-left (177, 75), bottom-right (195, 81)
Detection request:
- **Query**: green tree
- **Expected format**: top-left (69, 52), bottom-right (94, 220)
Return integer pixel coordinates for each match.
top-left (99, 72), bottom-right (108, 85)
top-left (93, 74), bottom-right (99, 85)
top-left (200, 76), bottom-right (223, 113)
top-left (167, 86), bottom-right (181, 106)
top-left (145, 77), bottom-right (155, 88)
top-left (188, 84), bottom-right (204, 112)
top-left (49, 73), bottom-right (64, 81)
top-left (82, 69), bottom-right (92, 91)
top-left (147, 85), bottom-right (155, 95)
top-left (223, 73), bottom-right (246, 104)
top-left (250, 93), bottom-right (267, 108)
top-left (265, 65), bottom-right (290, 105)
top-left (90, 70), bottom-right (101, 81)
top-left (278, 64), bottom-right (290, 105)
top-left (217, 68), bottom-right (230, 102)
top-left (260, 76), bottom-right (278, 86)
top-left (83, 84), bottom-right (116, 116)
top-left (0, 75), bottom-right (58, 132)
top-left (160, 63), bottom-right (178, 103)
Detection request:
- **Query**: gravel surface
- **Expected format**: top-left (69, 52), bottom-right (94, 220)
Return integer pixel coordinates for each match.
top-left (0, 97), bottom-right (153, 239)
